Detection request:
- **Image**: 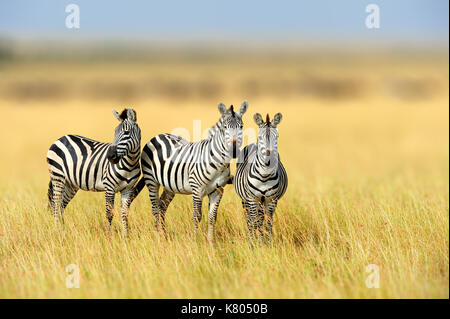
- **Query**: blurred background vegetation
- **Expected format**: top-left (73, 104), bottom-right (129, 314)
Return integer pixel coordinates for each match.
top-left (0, 39), bottom-right (447, 104)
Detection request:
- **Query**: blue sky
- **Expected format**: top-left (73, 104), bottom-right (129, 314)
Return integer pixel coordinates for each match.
top-left (0, 0), bottom-right (448, 45)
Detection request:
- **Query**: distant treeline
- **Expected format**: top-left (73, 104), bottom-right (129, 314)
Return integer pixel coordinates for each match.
top-left (1, 72), bottom-right (443, 102)
top-left (0, 38), bottom-right (448, 63)
top-left (0, 39), bottom-right (447, 102)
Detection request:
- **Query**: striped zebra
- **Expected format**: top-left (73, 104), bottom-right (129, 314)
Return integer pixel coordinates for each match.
top-left (131, 101), bottom-right (248, 242)
top-left (46, 108), bottom-right (141, 236)
top-left (234, 112), bottom-right (288, 242)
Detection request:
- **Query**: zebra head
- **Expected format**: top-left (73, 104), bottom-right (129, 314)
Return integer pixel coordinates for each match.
top-left (218, 100), bottom-right (248, 159)
top-left (107, 108), bottom-right (141, 164)
top-left (253, 112), bottom-right (282, 169)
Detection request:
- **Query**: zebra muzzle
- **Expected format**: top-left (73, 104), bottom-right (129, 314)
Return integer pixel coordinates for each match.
top-left (232, 140), bottom-right (238, 158)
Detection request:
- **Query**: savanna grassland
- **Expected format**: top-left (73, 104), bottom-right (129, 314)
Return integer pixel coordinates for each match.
top-left (0, 53), bottom-right (448, 298)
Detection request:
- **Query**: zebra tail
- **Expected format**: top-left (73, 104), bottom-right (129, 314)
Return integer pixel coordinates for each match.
top-left (47, 180), bottom-right (53, 209)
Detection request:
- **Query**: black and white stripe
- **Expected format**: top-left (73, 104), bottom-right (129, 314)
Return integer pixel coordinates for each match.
top-left (234, 112), bottom-right (288, 242)
top-left (132, 101), bottom-right (248, 242)
top-left (46, 108), bottom-right (141, 236)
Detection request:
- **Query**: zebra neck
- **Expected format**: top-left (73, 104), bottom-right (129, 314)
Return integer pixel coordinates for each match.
top-left (254, 151), bottom-right (278, 177)
top-left (206, 130), bottom-right (230, 166)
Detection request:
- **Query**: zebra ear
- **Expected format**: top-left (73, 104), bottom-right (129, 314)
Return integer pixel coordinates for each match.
top-left (238, 100), bottom-right (248, 116)
top-left (127, 109), bottom-right (137, 122)
top-left (112, 110), bottom-right (121, 121)
top-left (253, 113), bottom-right (264, 126)
top-left (218, 102), bottom-right (227, 115)
top-left (272, 112), bottom-right (283, 127)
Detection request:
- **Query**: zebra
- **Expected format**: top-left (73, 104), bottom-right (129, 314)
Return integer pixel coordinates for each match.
top-left (46, 108), bottom-right (141, 236)
top-left (130, 101), bottom-right (248, 242)
top-left (233, 112), bottom-right (288, 243)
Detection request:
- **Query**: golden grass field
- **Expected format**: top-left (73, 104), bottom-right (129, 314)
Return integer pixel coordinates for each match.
top-left (0, 58), bottom-right (448, 298)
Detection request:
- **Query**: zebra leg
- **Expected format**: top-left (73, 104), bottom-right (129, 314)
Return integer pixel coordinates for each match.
top-left (128, 178), bottom-right (146, 204)
top-left (207, 187), bottom-right (224, 243)
top-left (246, 201), bottom-right (260, 244)
top-left (146, 182), bottom-right (164, 233)
top-left (264, 199), bottom-right (278, 243)
top-left (242, 200), bottom-right (249, 216)
top-left (120, 189), bottom-right (134, 237)
top-left (62, 183), bottom-right (78, 210)
top-left (50, 177), bottom-right (65, 224)
top-left (256, 204), bottom-right (265, 243)
top-left (159, 189), bottom-right (175, 235)
top-left (105, 189), bottom-right (115, 232)
top-left (192, 192), bottom-right (203, 234)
